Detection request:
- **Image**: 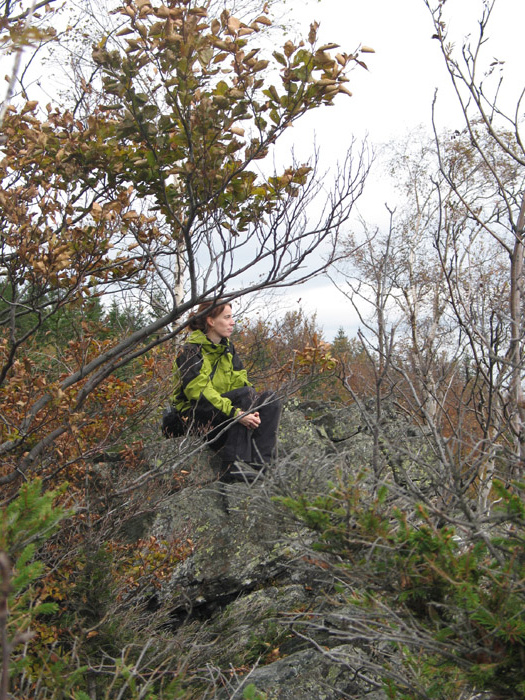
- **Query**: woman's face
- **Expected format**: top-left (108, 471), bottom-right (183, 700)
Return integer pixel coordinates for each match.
top-left (206, 305), bottom-right (234, 341)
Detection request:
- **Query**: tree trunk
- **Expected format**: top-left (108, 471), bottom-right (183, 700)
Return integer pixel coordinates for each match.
top-left (508, 190), bottom-right (525, 477)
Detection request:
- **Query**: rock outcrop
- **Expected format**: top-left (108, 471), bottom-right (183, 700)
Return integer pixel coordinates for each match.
top-left (137, 402), bottom-right (390, 698)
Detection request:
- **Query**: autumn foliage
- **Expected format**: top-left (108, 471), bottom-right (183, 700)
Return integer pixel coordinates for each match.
top-left (0, 0), bottom-right (371, 496)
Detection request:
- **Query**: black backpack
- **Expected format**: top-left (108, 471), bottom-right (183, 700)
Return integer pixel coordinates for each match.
top-left (162, 350), bottom-right (221, 439)
top-left (161, 403), bottom-right (188, 438)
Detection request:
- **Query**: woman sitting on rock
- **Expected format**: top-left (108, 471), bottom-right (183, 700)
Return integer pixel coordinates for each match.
top-left (172, 299), bottom-right (281, 483)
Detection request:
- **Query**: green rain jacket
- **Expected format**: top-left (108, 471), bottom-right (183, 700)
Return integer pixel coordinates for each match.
top-left (172, 330), bottom-right (251, 419)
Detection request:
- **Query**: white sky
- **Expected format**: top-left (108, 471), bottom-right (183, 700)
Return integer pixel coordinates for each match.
top-left (274, 0), bottom-right (525, 340)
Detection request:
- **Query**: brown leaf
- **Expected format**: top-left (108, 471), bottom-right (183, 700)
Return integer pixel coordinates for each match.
top-left (254, 15), bottom-right (272, 26)
top-left (227, 16), bottom-right (241, 33)
top-left (22, 101), bottom-right (39, 114)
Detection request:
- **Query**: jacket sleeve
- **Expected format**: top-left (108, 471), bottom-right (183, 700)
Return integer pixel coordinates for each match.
top-left (229, 343), bottom-right (251, 389)
top-left (176, 345), bottom-right (237, 418)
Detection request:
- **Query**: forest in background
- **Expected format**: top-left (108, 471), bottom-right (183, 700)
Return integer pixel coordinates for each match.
top-left (0, 0), bottom-right (524, 697)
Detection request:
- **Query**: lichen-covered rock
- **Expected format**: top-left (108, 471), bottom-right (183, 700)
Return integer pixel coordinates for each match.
top-left (151, 478), bottom-right (310, 617)
top-left (171, 584), bottom-right (313, 673)
top-left (218, 644), bottom-right (387, 700)
top-left (141, 433), bottom-right (219, 488)
top-left (139, 402), bottom-right (429, 698)
top-left (149, 401), bottom-right (364, 618)
top-left (296, 399), bottom-right (363, 443)
top-left (277, 400), bottom-right (337, 458)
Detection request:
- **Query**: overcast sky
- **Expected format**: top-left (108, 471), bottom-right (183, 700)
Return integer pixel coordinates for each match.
top-left (273, 0), bottom-right (525, 340)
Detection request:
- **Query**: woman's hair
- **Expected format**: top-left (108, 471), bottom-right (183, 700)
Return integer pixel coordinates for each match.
top-left (187, 300), bottom-right (231, 332)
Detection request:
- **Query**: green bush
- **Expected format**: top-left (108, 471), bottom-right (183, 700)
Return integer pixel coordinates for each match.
top-left (0, 479), bottom-right (70, 697)
top-left (277, 474), bottom-right (525, 699)
top-left (1, 480), bottom-right (190, 699)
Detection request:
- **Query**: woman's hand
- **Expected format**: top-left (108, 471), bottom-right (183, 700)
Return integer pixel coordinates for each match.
top-left (238, 410), bottom-right (261, 430)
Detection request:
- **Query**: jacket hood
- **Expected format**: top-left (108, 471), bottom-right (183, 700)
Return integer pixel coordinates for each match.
top-left (186, 329), bottom-right (231, 351)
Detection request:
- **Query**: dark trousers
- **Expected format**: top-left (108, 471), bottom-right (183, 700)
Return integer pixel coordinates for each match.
top-left (195, 387), bottom-right (281, 467)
